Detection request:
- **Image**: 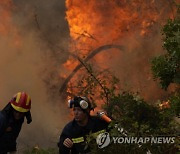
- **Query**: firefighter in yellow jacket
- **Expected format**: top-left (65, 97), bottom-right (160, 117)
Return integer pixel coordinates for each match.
top-left (58, 96), bottom-right (109, 154)
top-left (0, 92), bottom-right (32, 154)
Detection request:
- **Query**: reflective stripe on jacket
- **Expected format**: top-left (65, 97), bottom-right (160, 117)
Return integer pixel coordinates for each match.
top-left (58, 116), bottom-right (109, 154)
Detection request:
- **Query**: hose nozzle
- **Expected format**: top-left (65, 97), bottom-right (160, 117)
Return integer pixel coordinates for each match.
top-left (97, 111), bottom-right (112, 123)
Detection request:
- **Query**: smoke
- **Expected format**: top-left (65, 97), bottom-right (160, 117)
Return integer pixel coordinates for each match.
top-left (107, 32), bottom-right (168, 101)
top-left (0, 0), bottom-right (70, 150)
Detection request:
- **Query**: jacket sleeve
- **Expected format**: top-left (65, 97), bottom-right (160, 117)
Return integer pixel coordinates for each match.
top-left (58, 133), bottom-right (71, 154)
top-left (58, 124), bottom-right (73, 154)
top-left (0, 112), bottom-right (6, 136)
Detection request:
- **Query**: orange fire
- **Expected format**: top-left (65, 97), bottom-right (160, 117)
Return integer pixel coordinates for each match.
top-left (159, 101), bottom-right (170, 110)
top-left (65, 0), bottom-right (172, 45)
top-left (63, 0), bottom-right (178, 106)
top-left (0, 0), bottom-right (21, 48)
top-left (64, 0), bottom-right (177, 68)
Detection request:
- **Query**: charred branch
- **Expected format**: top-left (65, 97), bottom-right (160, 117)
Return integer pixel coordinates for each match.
top-left (59, 44), bottom-right (124, 95)
top-left (77, 57), bottom-right (110, 104)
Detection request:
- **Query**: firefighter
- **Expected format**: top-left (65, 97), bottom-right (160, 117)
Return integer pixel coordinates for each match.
top-left (58, 96), bottom-right (109, 154)
top-left (0, 92), bottom-right (32, 154)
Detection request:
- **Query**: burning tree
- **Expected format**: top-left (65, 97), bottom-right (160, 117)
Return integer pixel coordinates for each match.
top-left (61, 0), bottom-right (180, 102)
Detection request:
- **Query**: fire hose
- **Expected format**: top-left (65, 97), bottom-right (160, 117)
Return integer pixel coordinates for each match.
top-left (97, 111), bottom-right (152, 154)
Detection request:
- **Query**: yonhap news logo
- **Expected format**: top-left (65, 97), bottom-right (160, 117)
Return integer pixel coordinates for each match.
top-left (96, 132), bottom-right (176, 148)
top-left (96, 132), bottom-right (111, 148)
top-left (112, 136), bottom-right (175, 144)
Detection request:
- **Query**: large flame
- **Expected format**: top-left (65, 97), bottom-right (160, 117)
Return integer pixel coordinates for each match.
top-left (63, 0), bottom-right (179, 105)
top-left (65, 0), bottom-right (174, 45)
